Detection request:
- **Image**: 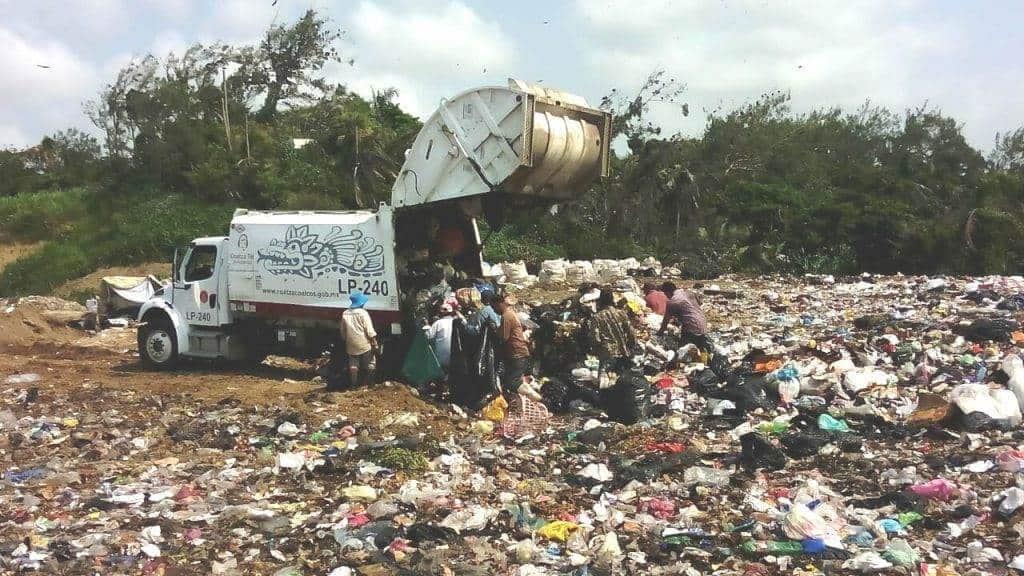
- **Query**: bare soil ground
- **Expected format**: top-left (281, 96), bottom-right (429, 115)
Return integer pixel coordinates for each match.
top-left (0, 241), bottom-right (43, 273)
top-left (0, 306), bottom-right (456, 436)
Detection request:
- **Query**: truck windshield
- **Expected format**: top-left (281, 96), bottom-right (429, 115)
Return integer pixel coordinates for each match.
top-left (184, 245), bottom-right (217, 282)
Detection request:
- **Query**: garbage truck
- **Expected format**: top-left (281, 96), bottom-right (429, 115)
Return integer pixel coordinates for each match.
top-left (136, 79), bottom-right (611, 368)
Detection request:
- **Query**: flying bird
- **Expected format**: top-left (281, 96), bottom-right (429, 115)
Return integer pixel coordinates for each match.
top-left (36, 64), bottom-right (51, 69)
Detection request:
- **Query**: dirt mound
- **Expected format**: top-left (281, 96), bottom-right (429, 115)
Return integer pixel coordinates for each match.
top-left (53, 261), bottom-right (169, 301)
top-left (0, 295), bottom-right (87, 349)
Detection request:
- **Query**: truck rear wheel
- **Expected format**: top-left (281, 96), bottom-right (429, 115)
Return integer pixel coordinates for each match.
top-left (139, 317), bottom-right (179, 370)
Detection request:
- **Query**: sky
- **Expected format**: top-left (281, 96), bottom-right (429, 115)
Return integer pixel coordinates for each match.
top-left (1, 0), bottom-right (1022, 151)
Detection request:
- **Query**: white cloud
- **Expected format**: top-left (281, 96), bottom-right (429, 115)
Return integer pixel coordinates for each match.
top-left (338, 0), bottom-right (517, 117)
top-left (0, 27), bottom-right (99, 147)
top-left (200, 0), bottom-right (282, 44)
top-left (0, 125), bottom-right (29, 149)
top-left (574, 0), bottom-right (968, 139)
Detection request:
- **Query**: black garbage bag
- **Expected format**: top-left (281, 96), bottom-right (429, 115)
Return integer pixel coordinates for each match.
top-left (540, 377), bottom-right (572, 414)
top-left (576, 425), bottom-right (616, 446)
top-left (960, 410), bottom-right (1014, 432)
top-left (781, 431), bottom-right (863, 459)
top-left (955, 318), bottom-right (1019, 343)
top-left (353, 521), bottom-right (398, 549)
top-left (965, 289), bottom-right (1001, 304)
top-left (998, 293), bottom-right (1024, 311)
top-left (780, 432), bottom-right (831, 458)
top-left (854, 314), bottom-right (889, 330)
top-left (691, 368), bottom-right (721, 391)
top-left (739, 432), bottom-right (787, 471)
top-left (600, 372), bottom-right (653, 425)
top-left (729, 374), bottom-right (773, 414)
top-left (406, 523), bottom-right (461, 543)
top-left (612, 458), bottom-right (664, 486)
top-left (709, 352), bottom-right (732, 380)
top-left (691, 369), bottom-right (771, 415)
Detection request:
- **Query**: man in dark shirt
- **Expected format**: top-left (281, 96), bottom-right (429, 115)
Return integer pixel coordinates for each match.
top-left (494, 294), bottom-right (531, 391)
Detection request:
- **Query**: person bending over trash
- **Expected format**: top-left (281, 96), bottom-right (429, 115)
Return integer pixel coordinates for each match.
top-left (585, 287), bottom-right (639, 371)
top-left (494, 294), bottom-right (531, 392)
top-left (643, 282), bottom-right (668, 315)
top-left (425, 301), bottom-right (457, 369)
top-left (339, 290), bottom-right (379, 387)
top-left (658, 282), bottom-right (713, 353)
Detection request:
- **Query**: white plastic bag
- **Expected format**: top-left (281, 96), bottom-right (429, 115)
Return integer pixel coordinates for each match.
top-left (950, 384), bottom-right (1002, 419)
top-left (1003, 354), bottom-right (1024, 412)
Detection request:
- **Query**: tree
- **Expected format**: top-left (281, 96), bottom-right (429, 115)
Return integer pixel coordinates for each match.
top-left (0, 149), bottom-right (43, 196)
top-left (992, 128), bottom-right (1024, 174)
top-left (239, 9), bottom-right (347, 120)
top-left (41, 129), bottom-right (101, 187)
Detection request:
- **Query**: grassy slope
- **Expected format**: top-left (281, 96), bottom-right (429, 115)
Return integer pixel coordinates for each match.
top-left (0, 188), bottom-right (233, 297)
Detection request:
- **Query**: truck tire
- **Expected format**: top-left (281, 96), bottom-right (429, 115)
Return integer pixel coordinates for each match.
top-left (139, 317), bottom-right (179, 370)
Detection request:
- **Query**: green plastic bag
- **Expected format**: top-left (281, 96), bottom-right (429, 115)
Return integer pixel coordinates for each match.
top-left (818, 413), bottom-right (851, 433)
top-left (402, 331), bottom-right (444, 386)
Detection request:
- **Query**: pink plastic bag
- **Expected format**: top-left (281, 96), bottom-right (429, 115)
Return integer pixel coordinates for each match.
top-left (996, 449), bottom-right (1024, 472)
top-left (909, 478), bottom-right (958, 501)
top-left (642, 498), bottom-right (677, 519)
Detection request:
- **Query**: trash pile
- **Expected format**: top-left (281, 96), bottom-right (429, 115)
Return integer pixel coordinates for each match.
top-left (5, 273), bottom-right (1024, 575)
top-left (487, 257), bottom-right (666, 289)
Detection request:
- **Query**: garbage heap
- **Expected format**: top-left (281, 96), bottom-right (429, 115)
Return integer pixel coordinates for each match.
top-left (488, 257), bottom-right (666, 289)
top-left (5, 273), bottom-right (1024, 575)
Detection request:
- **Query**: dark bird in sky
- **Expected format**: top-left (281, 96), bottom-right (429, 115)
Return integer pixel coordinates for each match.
top-left (36, 64), bottom-right (51, 69)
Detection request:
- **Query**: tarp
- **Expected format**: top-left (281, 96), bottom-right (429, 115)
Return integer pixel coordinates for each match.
top-left (99, 276), bottom-right (163, 319)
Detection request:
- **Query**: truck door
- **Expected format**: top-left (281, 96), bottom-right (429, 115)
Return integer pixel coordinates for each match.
top-left (173, 243), bottom-right (224, 327)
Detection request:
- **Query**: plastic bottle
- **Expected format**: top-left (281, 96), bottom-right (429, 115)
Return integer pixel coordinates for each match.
top-left (767, 540), bottom-right (804, 555)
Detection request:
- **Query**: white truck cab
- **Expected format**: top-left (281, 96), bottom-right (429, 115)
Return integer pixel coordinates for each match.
top-left (138, 237), bottom-right (236, 366)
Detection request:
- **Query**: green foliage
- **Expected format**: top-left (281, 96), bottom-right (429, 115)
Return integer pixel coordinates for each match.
top-left (0, 150), bottom-right (45, 196)
top-left (373, 447), bottom-right (428, 472)
top-left (0, 242), bottom-right (94, 296)
top-left (575, 82), bottom-right (1024, 276)
top-left (0, 188), bottom-right (91, 241)
top-left (0, 188), bottom-right (231, 296)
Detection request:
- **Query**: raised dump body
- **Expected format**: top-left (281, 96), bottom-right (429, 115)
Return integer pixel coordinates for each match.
top-left (391, 79), bottom-right (612, 214)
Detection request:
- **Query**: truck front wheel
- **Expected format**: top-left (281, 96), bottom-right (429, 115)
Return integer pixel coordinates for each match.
top-left (139, 318), bottom-right (179, 369)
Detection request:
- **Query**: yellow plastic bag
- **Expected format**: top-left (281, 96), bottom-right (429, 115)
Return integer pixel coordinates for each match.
top-left (537, 520), bottom-right (579, 542)
top-left (471, 420), bottom-right (495, 434)
top-left (342, 485), bottom-right (378, 502)
top-left (482, 396), bottom-right (508, 422)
